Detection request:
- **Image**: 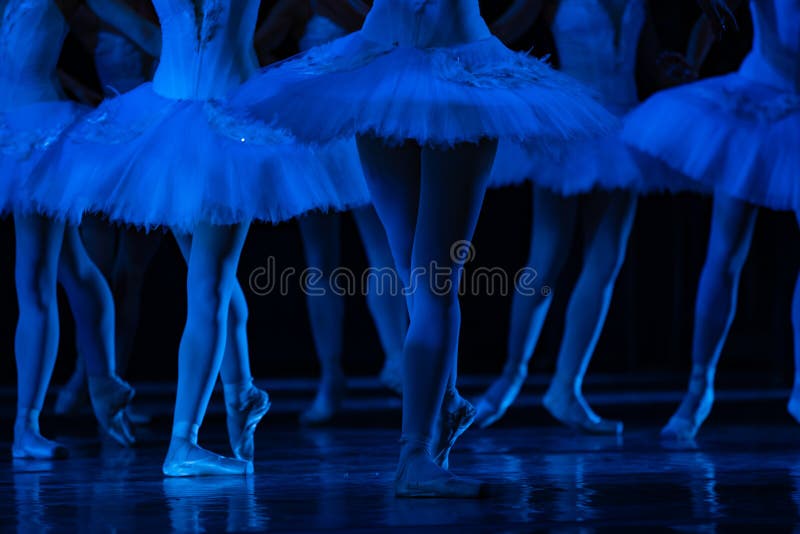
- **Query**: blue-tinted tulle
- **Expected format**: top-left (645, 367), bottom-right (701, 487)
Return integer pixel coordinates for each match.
top-left (491, 110), bottom-right (700, 195)
top-left (22, 83), bottom-right (370, 231)
top-left (490, 130), bottom-right (641, 193)
top-left (231, 34), bottom-right (618, 148)
top-left (623, 73), bottom-right (800, 211)
top-left (0, 100), bottom-right (85, 216)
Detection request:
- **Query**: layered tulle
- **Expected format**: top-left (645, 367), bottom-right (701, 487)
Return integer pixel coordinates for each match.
top-left (21, 83), bottom-right (370, 231)
top-left (490, 130), bottom-right (641, 193)
top-left (231, 34), bottom-right (618, 148)
top-left (0, 100), bottom-right (85, 216)
top-left (491, 112), bottom-right (699, 195)
top-left (623, 73), bottom-right (800, 212)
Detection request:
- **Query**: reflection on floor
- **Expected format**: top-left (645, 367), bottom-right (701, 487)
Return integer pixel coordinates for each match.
top-left (1, 379), bottom-right (800, 529)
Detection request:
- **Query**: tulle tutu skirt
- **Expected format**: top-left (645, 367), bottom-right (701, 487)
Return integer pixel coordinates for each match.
top-left (23, 84), bottom-right (370, 231)
top-left (231, 34), bottom-right (617, 148)
top-left (490, 106), bottom-right (696, 195)
top-left (623, 73), bottom-right (800, 211)
top-left (0, 101), bottom-right (85, 216)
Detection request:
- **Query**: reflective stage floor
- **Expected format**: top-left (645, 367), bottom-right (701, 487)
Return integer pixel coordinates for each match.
top-left (1, 378), bottom-right (799, 531)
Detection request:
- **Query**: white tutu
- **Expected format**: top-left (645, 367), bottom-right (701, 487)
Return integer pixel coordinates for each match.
top-left (22, 84), bottom-right (370, 231)
top-left (0, 100), bottom-right (85, 217)
top-left (231, 33), bottom-right (617, 149)
top-left (623, 73), bottom-right (800, 211)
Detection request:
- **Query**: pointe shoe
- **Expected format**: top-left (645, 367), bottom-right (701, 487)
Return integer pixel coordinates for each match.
top-left (163, 439), bottom-right (253, 477)
top-left (543, 388), bottom-right (623, 435)
top-left (395, 453), bottom-right (486, 499)
top-left (661, 387), bottom-right (713, 442)
top-left (300, 375), bottom-right (346, 426)
top-left (227, 387), bottom-right (271, 462)
top-left (88, 375), bottom-right (136, 447)
top-left (432, 391), bottom-right (476, 470)
top-left (379, 354), bottom-right (403, 396)
top-left (474, 370), bottom-right (526, 429)
top-left (12, 429), bottom-right (69, 460)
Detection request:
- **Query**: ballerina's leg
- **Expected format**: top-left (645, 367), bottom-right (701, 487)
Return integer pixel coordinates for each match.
top-left (13, 213), bottom-right (68, 459)
top-left (55, 219), bottom-right (119, 415)
top-left (58, 226), bottom-right (135, 447)
top-left (475, 185), bottom-right (577, 428)
top-left (543, 190), bottom-right (637, 435)
top-left (662, 194), bottom-right (757, 441)
top-left (163, 222), bottom-right (253, 477)
top-left (358, 134), bottom-right (497, 497)
top-left (352, 206), bottom-right (409, 394)
top-left (172, 232), bottom-right (269, 463)
top-left (297, 214), bottom-right (347, 424)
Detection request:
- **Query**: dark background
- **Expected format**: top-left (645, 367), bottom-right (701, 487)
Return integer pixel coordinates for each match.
top-left (0, 0), bottom-right (796, 387)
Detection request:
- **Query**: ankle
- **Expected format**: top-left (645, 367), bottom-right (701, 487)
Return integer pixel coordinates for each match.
top-left (172, 422), bottom-right (199, 445)
top-left (223, 378), bottom-right (254, 410)
top-left (399, 434), bottom-right (431, 462)
top-left (688, 367), bottom-right (714, 391)
top-left (321, 369), bottom-right (346, 384)
top-left (15, 408), bottom-right (40, 435)
top-left (545, 379), bottom-right (577, 400)
top-left (502, 361), bottom-right (527, 379)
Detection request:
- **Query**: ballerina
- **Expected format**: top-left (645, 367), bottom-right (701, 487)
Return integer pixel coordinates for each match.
top-left (623, 0), bottom-right (799, 441)
top-left (0, 0), bottom-right (137, 459)
top-left (55, 0), bottom-right (162, 421)
top-left (54, 1), bottom-right (273, 462)
top-left (232, 0), bottom-right (617, 497)
top-left (263, 0), bottom-right (408, 424)
top-left (475, 0), bottom-right (710, 433)
top-left (22, 0), bottom-right (368, 476)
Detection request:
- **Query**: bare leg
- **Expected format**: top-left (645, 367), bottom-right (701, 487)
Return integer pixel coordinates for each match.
top-left (58, 226), bottom-right (135, 447)
top-left (13, 214), bottom-right (69, 459)
top-left (163, 222), bottom-right (253, 477)
top-left (55, 217), bottom-right (119, 414)
top-left (475, 186), bottom-right (577, 428)
top-left (353, 206), bottom-right (408, 394)
top-left (543, 191), bottom-right (637, 435)
top-left (173, 232), bottom-right (269, 462)
top-left (358, 134), bottom-right (498, 497)
top-left (662, 195), bottom-right (757, 441)
top-left (297, 214), bottom-right (347, 424)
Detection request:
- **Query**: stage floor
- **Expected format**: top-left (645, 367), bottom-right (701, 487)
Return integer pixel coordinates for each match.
top-left (2, 379), bottom-right (800, 530)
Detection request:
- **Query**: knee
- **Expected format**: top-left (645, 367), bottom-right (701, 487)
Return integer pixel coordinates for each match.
top-left (16, 261), bottom-right (58, 315)
top-left (187, 277), bottom-right (232, 329)
top-left (16, 273), bottom-right (57, 316)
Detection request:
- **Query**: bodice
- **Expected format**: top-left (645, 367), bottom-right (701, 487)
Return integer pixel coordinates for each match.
top-left (740, 0), bottom-right (800, 92)
top-left (360, 0), bottom-right (491, 48)
top-left (0, 0), bottom-right (67, 109)
top-left (552, 0), bottom-right (645, 111)
top-left (152, 0), bottom-right (260, 99)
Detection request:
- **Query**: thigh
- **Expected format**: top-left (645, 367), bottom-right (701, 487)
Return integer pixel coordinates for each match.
top-left (356, 134), bottom-right (421, 285)
top-left (185, 223), bottom-right (250, 299)
top-left (412, 140), bottom-right (498, 282)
